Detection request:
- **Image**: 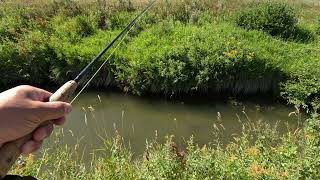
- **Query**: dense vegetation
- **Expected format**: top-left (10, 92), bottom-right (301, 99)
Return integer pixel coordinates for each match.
top-left (10, 114), bottom-right (320, 179)
top-left (236, 2), bottom-right (298, 37)
top-left (1, 0), bottom-right (320, 179)
top-left (0, 0), bottom-right (319, 110)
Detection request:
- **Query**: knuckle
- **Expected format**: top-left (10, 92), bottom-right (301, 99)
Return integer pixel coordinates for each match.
top-left (17, 85), bottom-right (33, 90)
top-left (14, 85), bottom-right (34, 96)
top-left (52, 103), bottom-right (66, 113)
top-left (54, 102), bottom-right (65, 109)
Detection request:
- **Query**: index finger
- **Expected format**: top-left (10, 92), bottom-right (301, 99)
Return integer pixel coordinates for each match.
top-left (24, 86), bottom-right (53, 102)
top-left (33, 101), bottom-right (72, 122)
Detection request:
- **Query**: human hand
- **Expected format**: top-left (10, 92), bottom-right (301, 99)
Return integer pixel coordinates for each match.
top-left (0, 85), bottom-right (72, 154)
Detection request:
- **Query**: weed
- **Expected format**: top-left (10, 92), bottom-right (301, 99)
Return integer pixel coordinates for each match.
top-left (0, 0), bottom-right (319, 108)
top-left (236, 2), bottom-right (298, 37)
top-left (9, 114), bottom-right (320, 179)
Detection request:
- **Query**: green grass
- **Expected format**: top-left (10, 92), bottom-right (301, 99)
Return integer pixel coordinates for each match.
top-left (9, 114), bottom-right (320, 179)
top-left (113, 22), bottom-right (283, 95)
top-left (1, 1), bottom-right (320, 177)
top-left (0, 0), bottom-right (319, 110)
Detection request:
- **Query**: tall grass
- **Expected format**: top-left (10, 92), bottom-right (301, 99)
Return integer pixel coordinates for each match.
top-left (1, 0), bottom-right (320, 179)
top-left (8, 112), bottom-right (320, 179)
top-left (0, 0), bottom-right (319, 108)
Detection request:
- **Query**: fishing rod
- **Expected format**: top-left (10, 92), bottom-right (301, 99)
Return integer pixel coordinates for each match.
top-left (0, 0), bottom-right (157, 177)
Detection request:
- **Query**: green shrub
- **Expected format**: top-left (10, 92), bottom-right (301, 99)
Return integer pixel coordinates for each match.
top-left (154, 0), bottom-right (217, 24)
top-left (0, 14), bottom-right (29, 42)
top-left (281, 60), bottom-right (320, 112)
top-left (0, 31), bottom-right (54, 87)
top-left (282, 78), bottom-right (320, 111)
top-left (112, 22), bottom-right (282, 96)
top-left (288, 26), bottom-right (315, 43)
top-left (236, 2), bottom-right (298, 37)
top-left (0, 42), bottom-right (20, 87)
top-left (15, 31), bottom-right (55, 85)
top-left (49, 30), bottom-right (120, 84)
top-left (109, 11), bottom-right (134, 30)
top-left (138, 137), bottom-right (185, 179)
top-left (51, 15), bottom-right (96, 43)
top-left (52, 0), bottom-right (83, 17)
top-left (0, 0), bottom-right (319, 107)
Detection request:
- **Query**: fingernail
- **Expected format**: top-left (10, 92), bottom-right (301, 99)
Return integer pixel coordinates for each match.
top-left (64, 105), bottom-right (72, 114)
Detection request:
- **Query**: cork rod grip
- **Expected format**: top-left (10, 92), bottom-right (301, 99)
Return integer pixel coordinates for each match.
top-left (0, 80), bottom-right (78, 178)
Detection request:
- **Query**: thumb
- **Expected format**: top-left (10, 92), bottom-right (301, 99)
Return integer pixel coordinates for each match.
top-left (34, 101), bottom-right (72, 122)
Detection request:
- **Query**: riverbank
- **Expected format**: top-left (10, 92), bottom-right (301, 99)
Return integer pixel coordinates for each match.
top-left (9, 113), bottom-right (320, 179)
top-left (0, 0), bottom-right (319, 111)
top-left (1, 1), bottom-right (320, 179)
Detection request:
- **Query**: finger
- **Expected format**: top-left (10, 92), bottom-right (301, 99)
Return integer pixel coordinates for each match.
top-left (23, 86), bottom-right (53, 102)
top-left (53, 117), bottom-right (66, 126)
top-left (34, 101), bottom-right (72, 122)
top-left (33, 88), bottom-right (53, 102)
top-left (21, 140), bottom-right (43, 155)
top-left (33, 123), bottom-right (54, 141)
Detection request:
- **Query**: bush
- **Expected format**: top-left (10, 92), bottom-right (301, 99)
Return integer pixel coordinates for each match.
top-left (49, 30), bottom-right (120, 85)
top-left (51, 15), bottom-right (96, 43)
top-left (236, 2), bottom-right (298, 37)
top-left (15, 31), bottom-right (55, 85)
top-left (287, 26), bottom-right (315, 43)
top-left (108, 11), bottom-right (134, 30)
top-left (0, 13), bottom-right (30, 42)
top-left (51, 0), bottom-right (83, 17)
top-left (153, 0), bottom-right (218, 24)
top-left (0, 31), bottom-right (54, 87)
top-left (112, 22), bottom-right (282, 96)
top-left (0, 42), bottom-right (20, 87)
top-left (0, 5), bottom-right (51, 41)
top-left (281, 60), bottom-right (320, 112)
top-left (0, 0), bottom-right (319, 106)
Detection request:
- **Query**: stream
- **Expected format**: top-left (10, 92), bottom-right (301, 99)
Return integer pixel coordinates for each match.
top-left (46, 91), bottom-right (302, 158)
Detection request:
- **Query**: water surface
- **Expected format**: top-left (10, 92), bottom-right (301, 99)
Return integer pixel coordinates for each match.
top-left (48, 91), bottom-right (301, 157)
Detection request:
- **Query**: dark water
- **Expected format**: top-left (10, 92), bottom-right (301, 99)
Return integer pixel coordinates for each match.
top-left (47, 91), bottom-right (301, 157)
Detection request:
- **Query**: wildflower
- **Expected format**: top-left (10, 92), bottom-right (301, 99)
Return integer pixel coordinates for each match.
top-left (201, 144), bottom-right (207, 151)
top-left (280, 171), bottom-right (289, 179)
top-left (305, 133), bottom-right (315, 141)
top-left (226, 143), bottom-right (238, 151)
top-left (246, 52), bottom-right (255, 60)
top-left (249, 161), bottom-right (268, 177)
top-left (229, 154), bottom-right (238, 162)
top-left (21, 154), bottom-right (35, 171)
top-left (223, 50), bottom-right (238, 58)
top-left (245, 147), bottom-right (260, 156)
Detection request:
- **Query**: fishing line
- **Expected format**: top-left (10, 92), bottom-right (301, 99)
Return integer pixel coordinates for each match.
top-left (70, 0), bottom-right (156, 104)
top-left (70, 26), bottom-right (133, 104)
top-left (0, 1), bottom-right (158, 176)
